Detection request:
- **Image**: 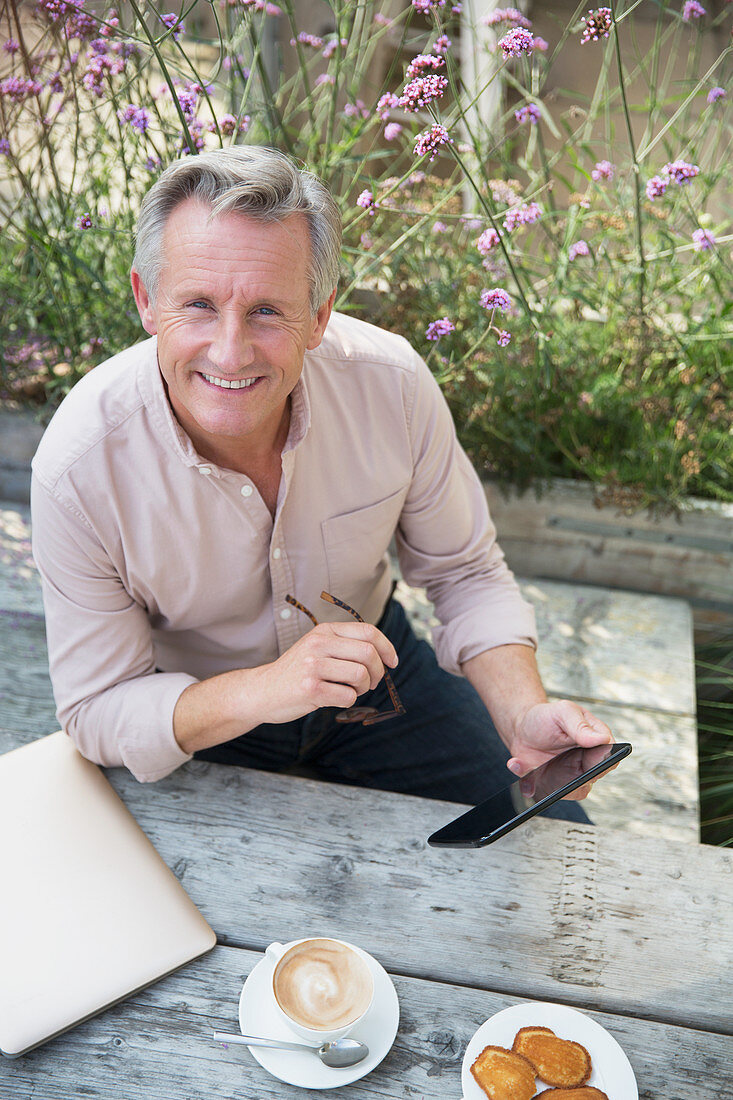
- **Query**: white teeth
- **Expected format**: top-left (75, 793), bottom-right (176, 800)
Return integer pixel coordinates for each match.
top-left (201, 373), bottom-right (257, 389)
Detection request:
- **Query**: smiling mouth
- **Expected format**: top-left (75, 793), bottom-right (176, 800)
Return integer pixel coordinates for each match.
top-left (199, 372), bottom-right (260, 390)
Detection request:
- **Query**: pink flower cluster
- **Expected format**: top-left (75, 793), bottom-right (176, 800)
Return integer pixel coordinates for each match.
top-left (161, 13), bottom-right (184, 41)
top-left (414, 123), bottom-right (452, 161)
top-left (477, 228), bottom-right (501, 255)
top-left (484, 8), bottom-right (532, 29)
top-left (322, 37), bottom-right (348, 59)
top-left (707, 87), bottom-right (725, 104)
top-left (503, 201), bottom-right (542, 232)
top-left (580, 8), bottom-right (612, 44)
top-left (405, 54), bottom-right (445, 80)
top-left (499, 27), bottom-right (534, 58)
top-left (75, 212), bottom-right (93, 229)
top-left (208, 113), bottom-right (250, 136)
top-left (425, 317), bottom-right (455, 340)
top-left (480, 288), bottom-right (512, 312)
top-left (591, 159), bottom-right (615, 181)
top-left (399, 73), bottom-right (448, 111)
top-left (515, 103), bottom-right (541, 125)
top-left (692, 228), bottom-right (715, 251)
top-left (291, 33), bottom-right (323, 48)
top-left (356, 189), bottom-right (377, 214)
top-left (664, 159), bottom-right (700, 184)
top-left (376, 92), bottom-right (400, 119)
top-left (412, 0), bottom-right (447, 12)
top-left (496, 329), bottom-right (512, 347)
top-left (682, 1), bottom-right (705, 20)
top-left (433, 35), bottom-right (451, 55)
top-left (118, 103), bottom-right (150, 133)
top-left (569, 240), bottom-right (590, 260)
top-left (0, 76), bottom-right (43, 102)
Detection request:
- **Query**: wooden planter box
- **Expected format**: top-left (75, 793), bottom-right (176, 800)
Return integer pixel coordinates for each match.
top-left (483, 478), bottom-right (733, 642)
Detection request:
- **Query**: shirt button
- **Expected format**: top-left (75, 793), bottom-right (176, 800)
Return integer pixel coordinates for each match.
top-left (241, 484), bottom-right (253, 498)
top-left (280, 608), bottom-right (292, 620)
top-left (198, 466), bottom-right (212, 476)
top-left (272, 548), bottom-right (282, 559)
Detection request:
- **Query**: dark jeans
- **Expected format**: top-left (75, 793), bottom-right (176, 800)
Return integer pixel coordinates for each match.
top-left (194, 599), bottom-right (589, 824)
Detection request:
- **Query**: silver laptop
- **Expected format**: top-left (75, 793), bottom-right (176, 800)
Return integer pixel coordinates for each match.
top-left (0, 731), bottom-right (217, 1057)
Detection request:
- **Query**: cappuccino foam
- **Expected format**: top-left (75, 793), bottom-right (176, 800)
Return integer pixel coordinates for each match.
top-left (273, 939), bottom-right (373, 1030)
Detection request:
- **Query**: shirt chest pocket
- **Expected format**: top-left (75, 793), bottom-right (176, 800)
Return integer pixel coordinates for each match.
top-left (321, 487), bottom-right (407, 598)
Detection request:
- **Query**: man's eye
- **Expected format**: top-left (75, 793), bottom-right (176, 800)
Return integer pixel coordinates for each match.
top-left (188, 300), bottom-right (211, 310)
top-left (256, 306), bottom-right (277, 316)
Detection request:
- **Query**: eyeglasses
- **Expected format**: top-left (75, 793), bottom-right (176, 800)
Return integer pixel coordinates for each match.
top-left (284, 590), bottom-right (406, 726)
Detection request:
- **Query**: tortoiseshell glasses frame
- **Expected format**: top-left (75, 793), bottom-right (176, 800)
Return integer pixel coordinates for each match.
top-left (284, 590), bottom-right (406, 726)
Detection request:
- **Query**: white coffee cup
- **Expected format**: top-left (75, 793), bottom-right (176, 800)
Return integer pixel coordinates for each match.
top-left (266, 937), bottom-right (375, 1042)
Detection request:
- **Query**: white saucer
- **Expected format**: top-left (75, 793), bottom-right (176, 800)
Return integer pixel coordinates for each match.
top-left (461, 1001), bottom-right (638, 1099)
top-left (237, 942), bottom-right (399, 1089)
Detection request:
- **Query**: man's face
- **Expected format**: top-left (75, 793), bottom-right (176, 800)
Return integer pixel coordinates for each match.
top-left (131, 198), bottom-right (334, 458)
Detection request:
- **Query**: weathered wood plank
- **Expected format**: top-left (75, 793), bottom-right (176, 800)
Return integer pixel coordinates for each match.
top-left (0, 502), bottom-right (43, 616)
top-left (0, 611), bottom-right (58, 736)
top-left (395, 574), bottom-right (696, 717)
top-left (484, 477), bottom-right (733, 609)
top-left (1, 943), bottom-right (729, 1100)
top-left (4, 754), bottom-right (718, 1035)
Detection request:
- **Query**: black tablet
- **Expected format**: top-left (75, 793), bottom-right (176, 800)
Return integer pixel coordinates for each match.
top-left (427, 742), bottom-right (632, 848)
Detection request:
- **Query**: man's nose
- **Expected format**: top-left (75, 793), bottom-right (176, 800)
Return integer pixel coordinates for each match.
top-left (208, 315), bottom-right (255, 371)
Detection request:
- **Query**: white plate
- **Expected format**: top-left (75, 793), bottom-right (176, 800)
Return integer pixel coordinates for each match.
top-left (461, 1001), bottom-right (638, 1099)
top-left (237, 942), bottom-right (399, 1090)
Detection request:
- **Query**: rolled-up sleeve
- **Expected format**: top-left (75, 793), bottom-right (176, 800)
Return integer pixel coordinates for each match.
top-left (30, 474), bottom-right (196, 782)
top-left (395, 353), bottom-right (537, 674)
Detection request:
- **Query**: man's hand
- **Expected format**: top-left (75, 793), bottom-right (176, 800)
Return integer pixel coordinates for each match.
top-left (461, 643), bottom-right (614, 801)
top-left (173, 621), bottom-right (398, 755)
top-left (252, 621), bottom-right (399, 725)
top-left (507, 699), bottom-right (613, 800)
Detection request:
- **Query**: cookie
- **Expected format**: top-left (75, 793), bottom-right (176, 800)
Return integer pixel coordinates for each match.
top-left (470, 1044), bottom-right (537, 1100)
top-left (513, 1025), bottom-right (592, 1087)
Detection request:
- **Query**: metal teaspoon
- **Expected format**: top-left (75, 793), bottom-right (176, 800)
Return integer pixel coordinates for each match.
top-left (212, 1029), bottom-right (369, 1068)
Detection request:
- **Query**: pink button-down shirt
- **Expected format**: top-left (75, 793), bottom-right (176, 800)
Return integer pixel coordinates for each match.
top-left (31, 312), bottom-right (537, 782)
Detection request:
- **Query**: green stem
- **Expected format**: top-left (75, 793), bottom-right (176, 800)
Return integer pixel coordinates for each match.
top-left (610, 0), bottom-right (646, 321)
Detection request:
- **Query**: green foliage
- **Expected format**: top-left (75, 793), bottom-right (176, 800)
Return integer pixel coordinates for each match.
top-left (1, 0), bottom-right (731, 509)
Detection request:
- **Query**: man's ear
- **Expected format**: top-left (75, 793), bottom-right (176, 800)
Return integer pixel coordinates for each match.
top-left (306, 287), bottom-right (337, 351)
top-left (130, 269), bottom-right (158, 335)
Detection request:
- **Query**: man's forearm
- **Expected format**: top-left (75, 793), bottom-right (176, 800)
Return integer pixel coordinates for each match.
top-left (173, 667), bottom-right (267, 755)
top-left (460, 643), bottom-right (547, 753)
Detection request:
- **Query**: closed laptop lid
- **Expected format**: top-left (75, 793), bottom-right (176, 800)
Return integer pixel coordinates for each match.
top-left (0, 731), bottom-right (216, 1057)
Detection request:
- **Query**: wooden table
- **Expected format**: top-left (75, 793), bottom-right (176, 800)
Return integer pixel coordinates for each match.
top-left (1, 731), bottom-right (731, 1100)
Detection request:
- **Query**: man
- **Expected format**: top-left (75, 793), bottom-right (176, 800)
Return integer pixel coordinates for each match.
top-left (31, 146), bottom-right (612, 812)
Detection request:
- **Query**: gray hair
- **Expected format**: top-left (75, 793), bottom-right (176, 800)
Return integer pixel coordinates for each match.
top-left (133, 146), bottom-right (342, 314)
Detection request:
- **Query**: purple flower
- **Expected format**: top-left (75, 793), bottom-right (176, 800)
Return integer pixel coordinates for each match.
top-left (532, 36), bottom-right (549, 51)
top-left (176, 88), bottom-right (198, 118)
top-left (357, 189), bottom-right (377, 214)
top-left (480, 288), bottom-right (512, 312)
top-left (569, 240), bottom-right (590, 260)
top-left (707, 87), bottom-right (726, 104)
top-left (322, 37), bottom-right (347, 59)
top-left (161, 13), bottom-right (184, 41)
top-left (399, 73), bottom-right (448, 111)
top-left (384, 122), bottom-right (403, 141)
top-left (496, 329), bottom-right (512, 347)
top-left (645, 175), bottom-right (668, 200)
top-left (503, 201), bottom-right (542, 232)
top-left (692, 228), bottom-right (715, 251)
top-left (315, 73), bottom-right (335, 86)
top-left (145, 154), bottom-right (162, 172)
top-left (664, 159), bottom-right (700, 184)
top-left (209, 113), bottom-right (249, 136)
top-left (64, 6), bottom-right (98, 40)
top-left (432, 221), bottom-right (449, 234)
top-left (413, 123), bottom-right (453, 162)
top-left (406, 54), bottom-right (445, 79)
top-left (483, 8), bottom-right (532, 29)
top-left (411, 0), bottom-right (447, 12)
top-left (515, 103), bottom-right (541, 125)
top-left (344, 100), bottom-right (369, 119)
top-left (291, 32), bottom-right (324, 48)
top-left (75, 212), bottom-right (93, 230)
top-left (682, 1), bottom-right (705, 20)
top-left (3, 39), bottom-right (20, 53)
top-left (0, 138), bottom-right (10, 155)
top-left (1, 76), bottom-right (43, 102)
top-left (477, 228), bottom-right (501, 254)
top-left (498, 27), bottom-right (534, 58)
top-left (591, 159), bottom-right (615, 181)
top-left (118, 104), bottom-right (150, 133)
top-left (580, 8), bottom-right (612, 44)
top-left (376, 92), bottom-right (400, 119)
top-left (433, 35), bottom-right (451, 55)
top-left (426, 317), bottom-right (455, 340)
